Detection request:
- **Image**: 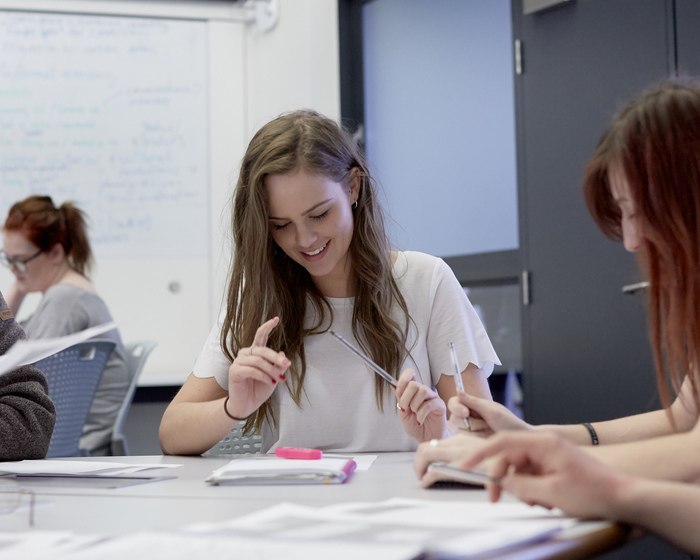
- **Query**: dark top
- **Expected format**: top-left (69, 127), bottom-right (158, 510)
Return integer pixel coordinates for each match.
top-left (0, 291), bottom-right (56, 460)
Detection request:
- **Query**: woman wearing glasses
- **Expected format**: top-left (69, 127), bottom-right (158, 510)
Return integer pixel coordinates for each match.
top-left (1, 196), bottom-right (129, 456)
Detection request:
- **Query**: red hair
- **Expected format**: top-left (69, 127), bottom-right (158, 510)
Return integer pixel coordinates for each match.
top-left (583, 79), bottom-right (700, 415)
top-left (3, 195), bottom-right (93, 276)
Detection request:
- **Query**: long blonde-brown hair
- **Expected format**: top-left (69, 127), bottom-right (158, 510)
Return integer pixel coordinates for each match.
top-left (221, 110), bottom-right (411, 433)
top-left (583, 80), bottom-right (700, 415)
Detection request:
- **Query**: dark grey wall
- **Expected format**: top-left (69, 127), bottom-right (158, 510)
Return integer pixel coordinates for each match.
top-left (514, 0), bottom-right (672, 425)
top-left (676, 0), bottom-right (700, 76)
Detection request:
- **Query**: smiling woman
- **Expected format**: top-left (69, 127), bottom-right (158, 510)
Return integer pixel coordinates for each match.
top-left (266, 168), bottom-right (359, 297)
top-left (158, 110), bottom-right (500, 456)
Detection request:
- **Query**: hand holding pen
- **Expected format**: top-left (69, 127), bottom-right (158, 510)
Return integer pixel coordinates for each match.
top-left (331, 331), bottom-right (448, 441)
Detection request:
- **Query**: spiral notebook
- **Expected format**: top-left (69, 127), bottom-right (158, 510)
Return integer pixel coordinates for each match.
top-left (205, 457), bottom-right (357, 485)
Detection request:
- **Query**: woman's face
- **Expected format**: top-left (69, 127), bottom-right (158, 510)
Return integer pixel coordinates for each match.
top-left (2, 230), bottom-right (52, 293)
top-left (609, 167), bottom-right (642, 253)
top-left (266, 167), bottom-right (359, 297)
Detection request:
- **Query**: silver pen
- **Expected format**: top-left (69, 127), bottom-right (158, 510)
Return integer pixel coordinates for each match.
top-left (330, 331), bottom-right (397, 388)
top-left (448, 342), bottom-right (471, 431)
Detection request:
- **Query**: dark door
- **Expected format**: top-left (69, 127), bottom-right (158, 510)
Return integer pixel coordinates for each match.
top-left (676, 0), bottom-right (700, 75)
top-left (515, 0), bottom-right (674, 425)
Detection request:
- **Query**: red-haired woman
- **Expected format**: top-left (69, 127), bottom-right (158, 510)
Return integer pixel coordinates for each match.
top-left (410, 79), bottom-right (700, 555)
top-left (1, 196), bottom-right (128, 456)
top-left (416, 79), bottom-right (700, 485)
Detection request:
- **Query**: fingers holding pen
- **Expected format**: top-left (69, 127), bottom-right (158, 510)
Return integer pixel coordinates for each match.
top-left (449, 391), bottom-right (531, 435)
top-left (447, 394), bottom-right (480, 434)
top-left (396, 369), bottom-right (443, 425)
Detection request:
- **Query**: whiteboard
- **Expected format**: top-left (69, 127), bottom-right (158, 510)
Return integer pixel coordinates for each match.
top-left (0, 9), bottom-right (220, 386)
top-left (0, 10), bottom-right (209, 259)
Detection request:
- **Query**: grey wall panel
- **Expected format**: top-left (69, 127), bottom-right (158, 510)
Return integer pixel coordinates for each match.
top-left (516, 0), bottom-right (672, 424)
top-left (676, 0), bottom-right (700, 76)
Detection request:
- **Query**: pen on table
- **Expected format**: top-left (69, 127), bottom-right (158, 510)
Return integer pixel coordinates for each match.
top-left (330, 331), bottom-right (397, 388)
top-left (448, 342), bottom-right (471, 432)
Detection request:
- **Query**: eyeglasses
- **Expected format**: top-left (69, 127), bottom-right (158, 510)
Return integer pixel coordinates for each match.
top-left (0, 249), bottom-right (43, 274)
top-left (0, 480), bottom-right (36, 527)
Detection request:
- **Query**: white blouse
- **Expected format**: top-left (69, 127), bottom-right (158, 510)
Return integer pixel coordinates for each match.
top-left (193, 251), bottom-right (500, 453)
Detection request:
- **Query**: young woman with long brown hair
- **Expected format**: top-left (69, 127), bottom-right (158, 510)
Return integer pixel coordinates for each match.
top-left (159, 110), bottom-right (499, 455)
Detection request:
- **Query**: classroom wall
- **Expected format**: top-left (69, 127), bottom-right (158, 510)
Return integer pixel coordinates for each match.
top-left (206, 0), bottom-right (341, 388)
top-left (0, 0), bottom-right (341, 386)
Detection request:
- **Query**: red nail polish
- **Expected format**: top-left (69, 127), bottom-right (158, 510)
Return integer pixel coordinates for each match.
top-left (416, 421), bottom-right (421, 425)
top-left (280, 375), bottom-right (286, 381)
top-left (272, 379), bottom-right (277, 384)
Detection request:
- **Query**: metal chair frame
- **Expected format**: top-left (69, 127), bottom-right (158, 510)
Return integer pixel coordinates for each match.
top-left (110, 340), bottom-right (158, 456)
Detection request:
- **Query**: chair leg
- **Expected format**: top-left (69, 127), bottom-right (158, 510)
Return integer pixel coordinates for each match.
top-left (111, 436), bottom-right (128, 456)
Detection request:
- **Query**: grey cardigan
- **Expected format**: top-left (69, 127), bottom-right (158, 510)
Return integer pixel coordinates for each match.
top-left (0, 291), bottom-right (56, 460)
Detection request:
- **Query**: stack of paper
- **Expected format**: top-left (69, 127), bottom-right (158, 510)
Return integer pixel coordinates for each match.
top-left (189, 498), bottom-right (579, 559)
top-left (205, 457), bottom-right (356, 485)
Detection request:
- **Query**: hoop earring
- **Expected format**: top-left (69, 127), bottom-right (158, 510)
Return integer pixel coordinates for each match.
top-left (352, 201), bottom-right (358, 210)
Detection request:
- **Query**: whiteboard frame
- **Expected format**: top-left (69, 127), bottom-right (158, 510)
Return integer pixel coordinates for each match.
top-left (0, 0), bottom-right (257, 21)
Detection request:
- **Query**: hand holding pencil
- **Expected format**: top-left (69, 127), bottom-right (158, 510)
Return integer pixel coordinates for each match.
top-left (330, 331), bottom-right (449, 442)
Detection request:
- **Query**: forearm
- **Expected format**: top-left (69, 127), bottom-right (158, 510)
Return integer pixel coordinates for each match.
top-left (613, 477), bottom-right (700, 555)
top-left (0, 368), bottom-right (56, 460)
top-left (159, 397), bottom-right (241, 456)
top-left (537, 408), bottom-right (676, 445)
top-left (583, 427), bottom-right (700, 482)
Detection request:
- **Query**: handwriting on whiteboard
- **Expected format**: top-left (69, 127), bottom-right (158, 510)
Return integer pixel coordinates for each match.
top-left (0, 11), bottom-right (209, 259)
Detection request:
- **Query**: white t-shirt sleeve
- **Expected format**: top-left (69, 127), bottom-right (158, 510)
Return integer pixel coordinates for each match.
top-left (426, 258), bottom-right (500, 383)
top-left (192, 313), bottom-right (232, 389)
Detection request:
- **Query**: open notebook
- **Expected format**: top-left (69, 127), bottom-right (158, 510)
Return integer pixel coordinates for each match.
top-left (205, 457), bottom-right (357, 485)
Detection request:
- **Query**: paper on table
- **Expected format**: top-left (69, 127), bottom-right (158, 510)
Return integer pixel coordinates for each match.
top-left (0, 460), bottom-right (181, 476)
top-left (323, 454), bottom-right (376, 471)
top-left (0, 531), bottom-right (91, 560)
top-left (195, 499), bottom-right (577, 559)
top-left (45, 530), bottom-right (423, 560)
top-left (0, 321), bottom-right (120, 376)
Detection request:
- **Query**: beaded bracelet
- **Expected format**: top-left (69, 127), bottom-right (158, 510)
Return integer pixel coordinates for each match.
top-left (581, 422), bottom-right (599, 445)
top-left (223, 396), bottom-right (249, 422)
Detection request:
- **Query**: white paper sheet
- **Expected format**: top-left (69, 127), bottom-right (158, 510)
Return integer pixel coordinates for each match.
top-left (187, 499), bottom-right (581, 559)
top-left (323, 454), bottom-right (377, 471)
top-left (0, 321), bottom-right (120, 376)
top-left (0, 460), bottom-right (181, 476)
top-left (45, 531), bottom-right (422, 560)
top-left (0, 500), bottom-right (605, 560)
